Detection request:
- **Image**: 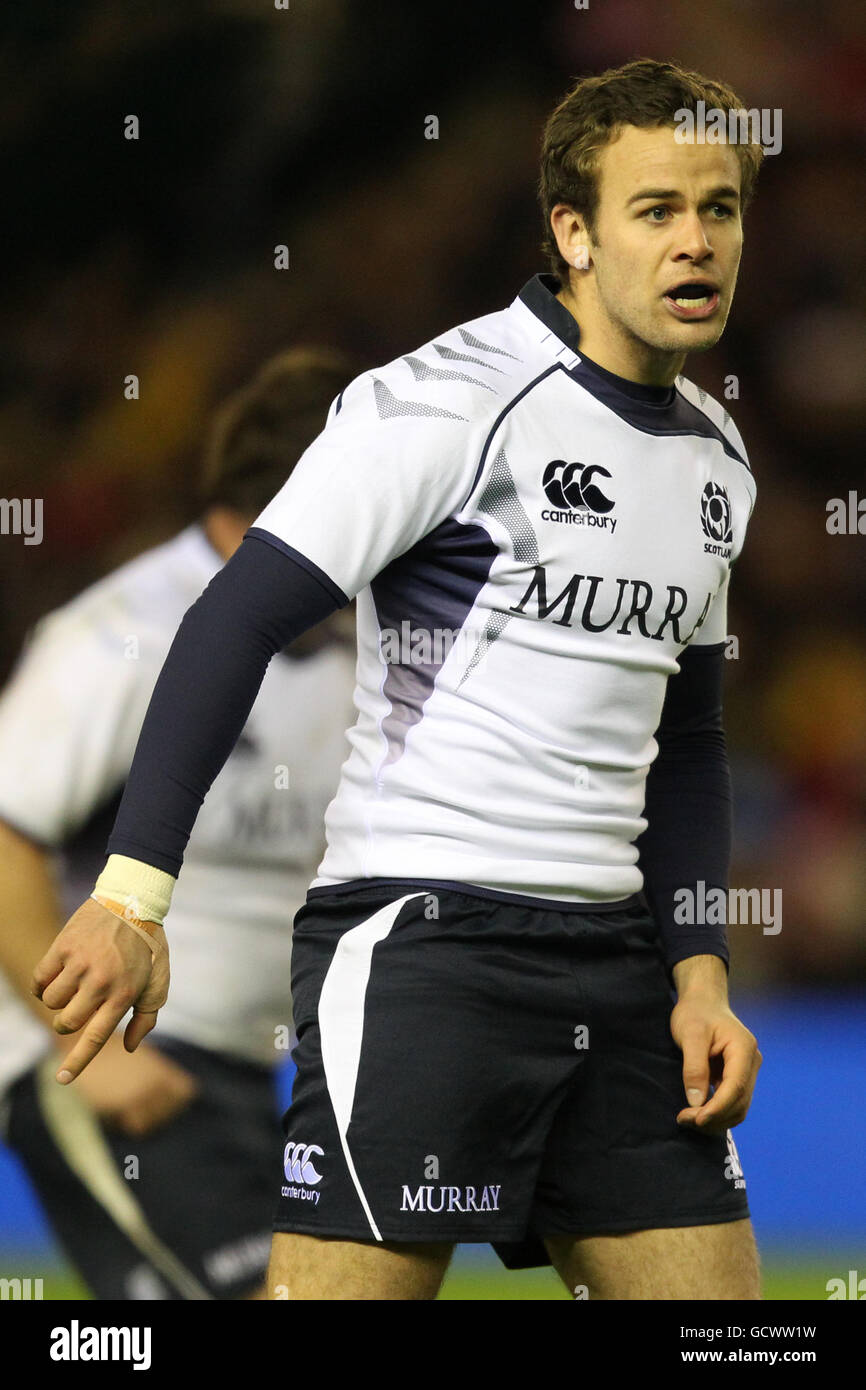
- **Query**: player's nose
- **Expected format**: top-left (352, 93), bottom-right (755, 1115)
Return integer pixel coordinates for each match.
top-left (673, 210), bottom-right (714, 261)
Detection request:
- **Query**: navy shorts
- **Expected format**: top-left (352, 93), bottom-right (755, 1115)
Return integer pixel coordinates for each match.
top-left (273, 881), bottom-right (750, 1258)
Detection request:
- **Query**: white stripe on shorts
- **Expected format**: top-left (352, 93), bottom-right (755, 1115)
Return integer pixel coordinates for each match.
top-left (317, 893), bottom-right (422, 1241)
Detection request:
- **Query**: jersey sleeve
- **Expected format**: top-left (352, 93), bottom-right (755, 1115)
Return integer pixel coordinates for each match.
top-left (250, 370), bottom-right (482, 600)
top-left (0, 611), bottom-right (157, 845)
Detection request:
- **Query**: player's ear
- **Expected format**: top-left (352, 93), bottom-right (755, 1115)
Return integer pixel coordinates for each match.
top-left (549, 205), bottom-right (592, 274)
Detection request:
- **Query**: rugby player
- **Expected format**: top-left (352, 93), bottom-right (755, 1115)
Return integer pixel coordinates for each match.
top-left (33, 59), bottom-right (765, 1300)
top-left (0, 349), bottom-right (356, 1298)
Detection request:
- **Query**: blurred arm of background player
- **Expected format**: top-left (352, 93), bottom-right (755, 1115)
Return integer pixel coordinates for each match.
top-left (0, 817), bottom-right (196, 1135)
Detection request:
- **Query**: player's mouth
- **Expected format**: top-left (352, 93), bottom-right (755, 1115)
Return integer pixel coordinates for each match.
top-left (662, 281), bottom-right (720, 320)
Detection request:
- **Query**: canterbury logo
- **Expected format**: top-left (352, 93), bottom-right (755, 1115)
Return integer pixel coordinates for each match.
top-left (283, 1141), bottom-right (324, 1186)
top-left (542, 460), bottom-right (614, 514)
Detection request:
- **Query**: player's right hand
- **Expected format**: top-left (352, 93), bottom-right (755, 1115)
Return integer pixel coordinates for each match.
top-left (32, 898), bottom-right (169, 1083)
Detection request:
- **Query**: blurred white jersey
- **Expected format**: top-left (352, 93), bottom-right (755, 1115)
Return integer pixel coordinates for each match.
top-left (0, 526), bottom-right (355, 1094)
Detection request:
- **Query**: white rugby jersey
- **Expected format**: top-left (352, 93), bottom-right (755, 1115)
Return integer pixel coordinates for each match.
top-left (252, 274), bottom-right (755, 903)
top-left (0, 527), bottom-right (355, 1093)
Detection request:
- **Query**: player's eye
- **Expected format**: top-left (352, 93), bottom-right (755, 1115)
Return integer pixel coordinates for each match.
top-left (709, 203), bottom-right (735, 218)
top-left (644, 205), bottom-right (670, 222)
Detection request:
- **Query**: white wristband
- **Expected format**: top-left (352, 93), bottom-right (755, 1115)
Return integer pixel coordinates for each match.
top-left (92, 854), bottom-right (176, 928)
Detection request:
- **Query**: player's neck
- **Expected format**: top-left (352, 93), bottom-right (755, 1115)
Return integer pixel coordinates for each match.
top-left (556, 285), bottom-right (686, 389)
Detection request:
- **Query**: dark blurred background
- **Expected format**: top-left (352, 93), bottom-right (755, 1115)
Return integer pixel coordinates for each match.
top-left (0, 0), bottom-right (864, 1295)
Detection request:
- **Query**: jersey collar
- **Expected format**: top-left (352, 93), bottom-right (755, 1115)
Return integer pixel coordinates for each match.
top-left (517, 273), bottom-right (676, 408)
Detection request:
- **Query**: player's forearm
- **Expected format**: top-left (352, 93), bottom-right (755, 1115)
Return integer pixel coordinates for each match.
top-left (638, 738), bottom-right (732, 971)
top-left (100, 533), bottom-right (343, 903)
top-left (636, 643), bottom-right (732, 974)
top-left (0, 819), bottom-right (67, 1025)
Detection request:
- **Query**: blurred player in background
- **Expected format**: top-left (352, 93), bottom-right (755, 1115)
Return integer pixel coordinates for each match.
top-left (0, 348), bottom-right (356, 1299)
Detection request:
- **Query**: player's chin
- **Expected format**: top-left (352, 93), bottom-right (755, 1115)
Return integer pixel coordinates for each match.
top-left (658, 303), bottom-right (730, 351)
top-left (657, 318), bottom-right (727, 355)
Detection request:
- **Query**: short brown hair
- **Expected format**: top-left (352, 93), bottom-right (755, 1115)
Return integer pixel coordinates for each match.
top-left (539, 58), bottom-right (765, 284)
top-left (200, 347), bottom-right (356, 517)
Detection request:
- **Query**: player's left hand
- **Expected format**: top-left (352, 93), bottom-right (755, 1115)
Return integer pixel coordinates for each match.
top-left (670, 970), bottom-right (762, 1134)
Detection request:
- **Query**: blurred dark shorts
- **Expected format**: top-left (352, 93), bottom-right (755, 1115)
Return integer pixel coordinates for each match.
top-left (274, 880), bottom-right (750, 1264)
top-left (5, 1037), bottom-right (283, 1299)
